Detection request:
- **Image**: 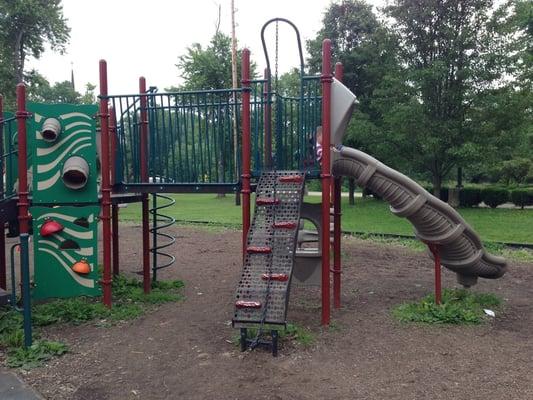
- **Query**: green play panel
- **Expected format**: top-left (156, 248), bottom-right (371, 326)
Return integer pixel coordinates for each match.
top-left (28, 103), bottom-right (98, 204)
top-left (31, 205), bottom-right (101, 300)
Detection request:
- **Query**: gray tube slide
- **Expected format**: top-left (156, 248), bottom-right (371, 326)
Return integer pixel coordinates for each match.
top-left (332, 145), bottom-right (507, 287)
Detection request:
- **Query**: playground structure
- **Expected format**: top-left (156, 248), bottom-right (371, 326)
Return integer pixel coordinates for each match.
top-left (0, 18), bottom-right (507, 354)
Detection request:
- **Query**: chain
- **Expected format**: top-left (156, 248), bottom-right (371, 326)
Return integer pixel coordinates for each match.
top-left (250, 159), bottom-right (278, 350)
top-left (274, 20), bottom-right (279, 94)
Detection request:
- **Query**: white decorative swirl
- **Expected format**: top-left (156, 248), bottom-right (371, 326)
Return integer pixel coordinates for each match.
top-left (37, 129), bottom-right (91, 155)
top-left (63, 227), bottom-right (93, 240)
top-left (37, 170), bottom-right (61, 191)
top-left (39, 240), bottom-right (76, 263)
top-left (65, 121), bottom-right (91, 131)
top-left (34, 113), bottom-right (43, 123)
top-left (37, 211), bottom-right (96, 224)
top-left (75, 247), bottom-right (94, 257)
top-left (60, 112), bottom-right (92, 121)
top-left (38, 247), bottom-right (95, 288)
top-left (37, 137), bottom-right (91, 173)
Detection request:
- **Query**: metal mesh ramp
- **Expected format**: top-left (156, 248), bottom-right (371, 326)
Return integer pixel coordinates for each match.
top-left (232, 171), bottom-right (305, 329)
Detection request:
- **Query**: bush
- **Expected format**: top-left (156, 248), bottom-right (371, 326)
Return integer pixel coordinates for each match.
top-left (459, 187), bottom-right (481, 207)
top-left (481, 187), bottom-right (509, 208)
top-left (510, 189), bottom-right (533, 209)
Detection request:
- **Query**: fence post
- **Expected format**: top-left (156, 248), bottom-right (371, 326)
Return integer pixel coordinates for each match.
top-left (241, 49), bottom-right (252, 260)
top-left (139, 77), bottom-right (151, 293)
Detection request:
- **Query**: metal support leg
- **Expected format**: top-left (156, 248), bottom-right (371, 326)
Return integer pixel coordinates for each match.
top-left (271, 330), bottom-right (278, 357)
top-left (19, 234), bottom-right (32, 347)
top-left (240, 328), bottom-right (248, 352)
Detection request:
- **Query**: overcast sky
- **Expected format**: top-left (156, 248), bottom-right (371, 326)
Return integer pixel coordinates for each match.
top-left (28, 0), bottom-right (385, 95)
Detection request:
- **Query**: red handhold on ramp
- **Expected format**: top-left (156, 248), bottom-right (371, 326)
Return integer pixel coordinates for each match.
top-left (246, 246), bottom-right (272, 254)
top-left (278, 175), bottom-right (303, 183)
top-left (256, 197), bottom-right (280, 206)
top-left (235, 300), bottom-right (262, 309)
top-left (273, 221), bottom-right (297, 229)
top-left (261, 273), bottom-right (289, 282)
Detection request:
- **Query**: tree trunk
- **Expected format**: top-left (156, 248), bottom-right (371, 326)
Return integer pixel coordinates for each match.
top-left (14, 31), bottom-right (24, 83)
top-left (432, 175), bottom-right (442, 199)
top-left (348, 178), bottom-right (355, 205)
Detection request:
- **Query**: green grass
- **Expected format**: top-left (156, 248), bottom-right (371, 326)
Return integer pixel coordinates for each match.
top-left (0, 276), bottom-right (184, 369)
top-left (392, 289), bottom-right (502, 325)
top-left (119, 193), bottom-right (533, 245)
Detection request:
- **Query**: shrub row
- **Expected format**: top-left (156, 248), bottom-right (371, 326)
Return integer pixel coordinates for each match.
top-left (425, 186), bottom-right (533, 208)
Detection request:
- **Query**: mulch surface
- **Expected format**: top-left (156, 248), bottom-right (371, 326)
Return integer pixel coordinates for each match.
top-left (17, 224), bottom-right (533, 400)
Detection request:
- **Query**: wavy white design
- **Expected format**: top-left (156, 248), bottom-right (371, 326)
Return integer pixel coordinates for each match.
top-left (38, 247), bottom-right (95, 288)
top-left (60, 112), bottom-right (92, 121)
top-left (37, 170), bottom-right (61, 191)
top-left (37, 137), bottom-right (91, 173)
top-left (37, 129), bottom-right (91, 154)
top-left (34, 113), bottom-right (43, 123)
top-left (75, 247), bottom-right (94, 257)
top-left (64, 121), bottom-right (91, 131)
top-left (39, 240), bottom-right (76, 263)
top-left (63, 227), bottom-right (93, 240)
top-left (38, 212), bottom-right (96, 225)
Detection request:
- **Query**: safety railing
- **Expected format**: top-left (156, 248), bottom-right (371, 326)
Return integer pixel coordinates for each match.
top-left (1, 112), bottom-right (19, 200)
top-left (108, 89), bottom-right (242, 192)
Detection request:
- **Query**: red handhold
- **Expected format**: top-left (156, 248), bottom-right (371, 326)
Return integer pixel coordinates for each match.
top-left (40, 219), bottom-right (64, 237)
top-left (273, 221), bottom-right (297, 229)
top-left (256, 197), bottom-right (280, 206)
top-left (246, 246), bottom-right (272, 254)
top-left (279, 175), bottom-right (303, 183)
top-left (261, 273), bottom-right (289, 282)
top-left (235, 300), bottom-right (262, 309)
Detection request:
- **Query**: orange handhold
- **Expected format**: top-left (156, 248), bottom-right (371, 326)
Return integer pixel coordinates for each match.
top-left (273, 221), bottom-right (297, 229)
top-left (246, 246), bottom-right (272, 254)
top-left (279, 175), bottom-right (303, 183)
top-left (40, 219), bottom-right (64, 237)
top-left (235, 300), bottom-right (262, 309)
top-left (261, 273), bottom-right (289, 282)
top-left (256, 197), bottom-right (280, 206)
top-left (71, 259), bottom-right (91, 275)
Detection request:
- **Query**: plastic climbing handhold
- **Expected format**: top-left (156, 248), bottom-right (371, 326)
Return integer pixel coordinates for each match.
top-left (278, 175), bottom-right (303, 183)
top-left (39, 219), bottom-right (64, 237)
top-left (273, 221), bottom-right (297, 229)
top-left (235, 300), bottom-right (262, 309)
top-left (246, 246), bottom-right (272, 254)
top-left (256, 198), bottom-right (280, 206)
top-left (261, 273), bottom-right (289, 282)
top-left (71, 259), bottom-right (91, 275)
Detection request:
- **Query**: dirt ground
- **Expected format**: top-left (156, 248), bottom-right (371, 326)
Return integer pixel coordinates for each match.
top-left (14, 223), bottom-right (533, 400)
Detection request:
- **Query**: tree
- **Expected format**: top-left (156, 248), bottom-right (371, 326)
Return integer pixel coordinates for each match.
top-left (380, 0), bottom-right (515, 196)
top-left (306, 0), bottom-right (400, 203)
top-left (177, 32), bottom-right (255, 90)
top-left (0, 0), bottom-right (70, 106)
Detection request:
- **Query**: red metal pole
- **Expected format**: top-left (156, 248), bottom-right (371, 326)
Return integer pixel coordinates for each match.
top-left (139, 77), bottom-right (151, 293)
top-left (428, 243), bottom-right (442, 305)
top-left (0, 95), bottom-right (6, 290)
top-left (333, 62), bottom-right (344, 309)
top-left (263, 68), bottom-right (272, 169)
top-left (320, 40), bottom-right (332, 325)
top-left (109, 107), bottom-right (119, 276)
top-left (241, 49), bottom-right (252, 260)
top-left (99, 60), bottom-right (113, 307)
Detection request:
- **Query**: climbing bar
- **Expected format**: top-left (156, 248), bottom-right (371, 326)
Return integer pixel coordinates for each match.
top-left (261, 273), bottom-right (289, 282)
top-left (246, 246), bottom-right (272, 254)
top-left (278, 175), bottom-right (303, 183)
top-left (256, 198), bottom-right (280, 206)
top-left (273, 221), bottom-right (297, 229)
top-left (235, 300), bottom-right (262, 309)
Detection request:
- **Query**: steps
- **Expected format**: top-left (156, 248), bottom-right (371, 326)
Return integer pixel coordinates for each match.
top-left (232, 171), bottom-right (305, 330)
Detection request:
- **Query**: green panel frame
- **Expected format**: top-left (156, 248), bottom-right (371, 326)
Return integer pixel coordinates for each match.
top-left (31, 205), bottom-right (101, 300)
top-left (28, 103), bottom-right (98, 204)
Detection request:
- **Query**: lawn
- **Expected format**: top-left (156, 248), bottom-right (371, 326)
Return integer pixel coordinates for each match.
top-left (118, 193), bottom-right (533, 245)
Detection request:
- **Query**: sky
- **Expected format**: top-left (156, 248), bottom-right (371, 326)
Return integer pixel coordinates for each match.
top-left (28, 0), bottom-right (385, 95)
